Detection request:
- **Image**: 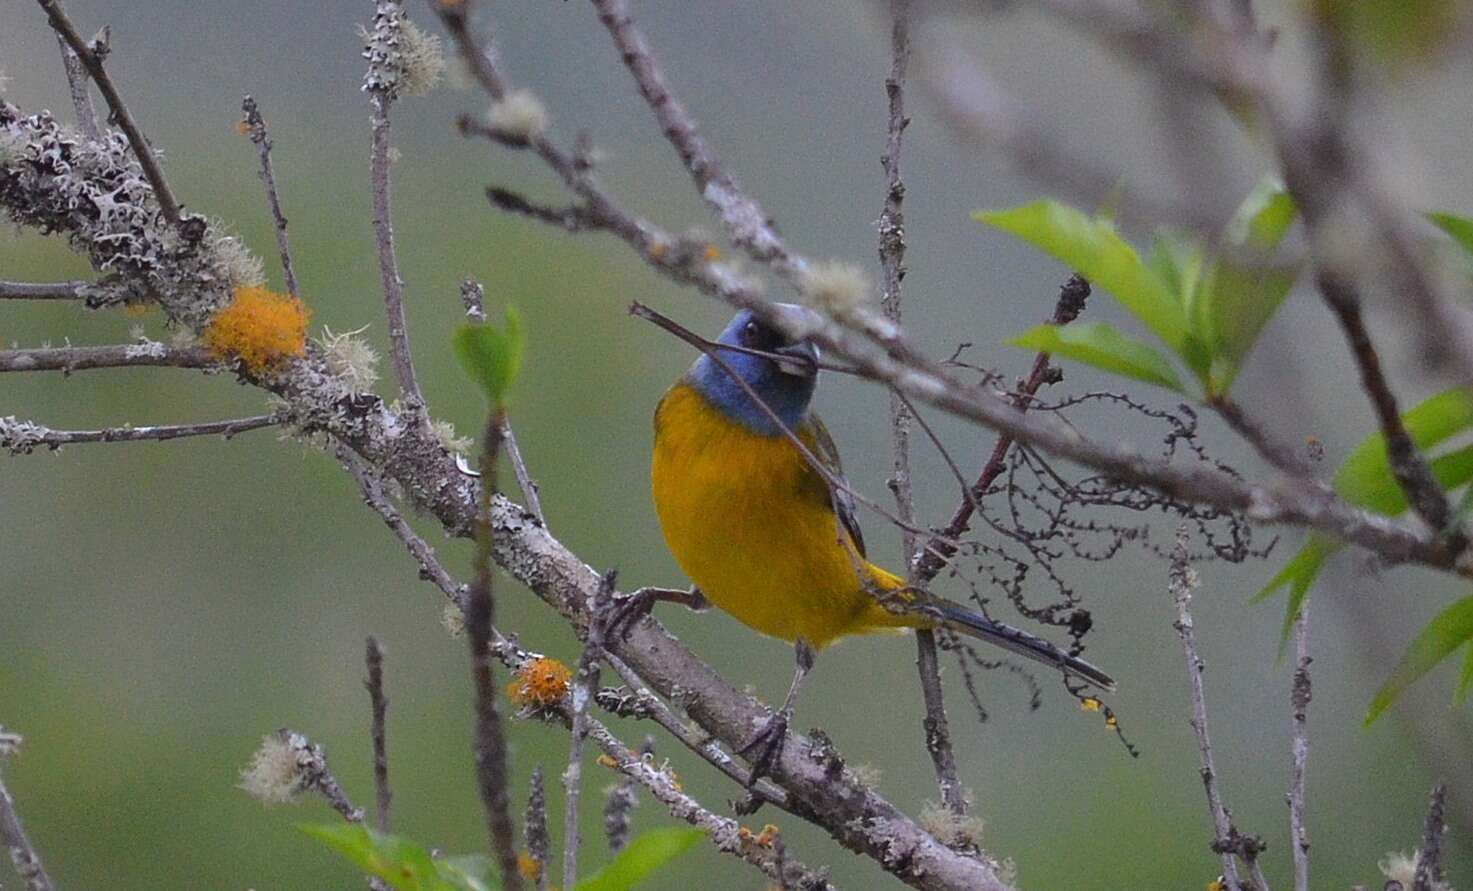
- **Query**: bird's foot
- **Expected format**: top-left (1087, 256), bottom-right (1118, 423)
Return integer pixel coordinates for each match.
top-left (606, 586), bottom-right (707, 640)
top-left (737, 708), bottom-right (790, 787)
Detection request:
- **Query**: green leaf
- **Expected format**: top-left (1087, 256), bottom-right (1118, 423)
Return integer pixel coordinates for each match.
top-left (1457, 640), bottom-right (1473, 705)
top-left (436, 855), bottom-right (499, 891)
top-left (1366, 596), bottom-right (1473, 725)
top-left (1334, 388), bottom-right (1473, 510)
top-left (1148, 234), bottom-right (1203, 310)
top-left (1428, 211), bottom-right (1473, 260)
top-left (454, 306), bottom-right (525, 407)
top-left (1008, 321), bottom-right (1186, 393)
top-left (300, 823), bottom-right (456, 891)
top-left (1193, 182), bottom-right (1300, 394)
top-left (575, 827), bottom-right (705, 891)
top-left (1226, 179), bottom-right (1297, 252)
top-left (976, 202), bottom-right (1189, 352)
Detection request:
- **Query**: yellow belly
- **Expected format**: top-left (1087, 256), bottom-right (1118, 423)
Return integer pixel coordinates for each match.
top-left (651, 384), bottom-right (907, 649)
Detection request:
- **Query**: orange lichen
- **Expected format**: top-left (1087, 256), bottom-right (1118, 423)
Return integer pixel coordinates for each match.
top-left (203, 285), bottom-right (309, 374)
top-left (1079, 696), bottom-right (1102, 713)
top-left (506, 656), bottom-right (572, 708)
top-left (596, 754), bottom-right (619, 770)
top-left (235, 119), bottom-right (252, 136)
top-left (702, 244), bottom-right (722, 262)
top-left (517, 852), bottom-right (541, 881)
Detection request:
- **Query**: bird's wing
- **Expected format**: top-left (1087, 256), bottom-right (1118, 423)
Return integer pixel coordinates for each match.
top-left (799, 412), bottom-right (867, 559)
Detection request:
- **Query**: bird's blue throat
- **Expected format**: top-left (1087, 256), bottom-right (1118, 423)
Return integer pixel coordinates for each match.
top-left (686, 350), bottom-right (816, 436)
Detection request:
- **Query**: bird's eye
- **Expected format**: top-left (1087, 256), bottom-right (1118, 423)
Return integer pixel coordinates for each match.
top-left (741, 320), bottom-right (760, 345)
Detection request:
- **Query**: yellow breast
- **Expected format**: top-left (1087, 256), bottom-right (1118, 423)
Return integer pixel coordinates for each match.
top-left (651, 383), bottom-right (905, 648)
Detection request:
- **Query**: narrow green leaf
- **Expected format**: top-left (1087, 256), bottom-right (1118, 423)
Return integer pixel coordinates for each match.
top-left (1254, 534), bottom-right (1335, 605)
top-left (1428, 211), bottom-right (1473, 260)
top-left (454, 306), bottom-right (525, 406)
top-left (576, 827), bottom-right (705, 891)
top-left (1148, 233), bottom-right (1203, 308)
top-left (300, 823), bottom-right (453, 891)
top-left (1008, 321), bottom-right (1186, 393)
top-left (1366, 596), bottom-right (1473, 725)
top-left (976, 202), bottom-right (1189, 351)
top-left (1334, 388), bottom-right (1473, 509)
top-left (1456, 640), bottom-right (1473, 705)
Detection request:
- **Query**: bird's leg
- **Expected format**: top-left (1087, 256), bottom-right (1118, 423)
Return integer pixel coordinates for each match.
top-left (738, 638), bottom-right (816, 786)
top-left (607, 585), bottom-right (709, 640)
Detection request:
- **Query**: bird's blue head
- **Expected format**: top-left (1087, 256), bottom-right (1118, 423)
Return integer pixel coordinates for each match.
top-left (686, 304), bottom-right (822, 435)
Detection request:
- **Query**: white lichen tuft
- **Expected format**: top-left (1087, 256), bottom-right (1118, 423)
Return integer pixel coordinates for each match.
top-left (917, 793), bottom-right (985, 850)
top-left (398, 20), bottom-right (445, 97)
top-left (1380, 850), bottom-right (1455, 891)
top-left (238, 730), bottom-right (313, 806)
top-left (1, 417), bottom-right (50, 456)
top-left (432, 418), bottom-right (473, 456)
top-left (386, 146), bottom-right (403, 165)
top-left (442, 602), bottom-right (466, 637)
top-left (486, 89), bottom-right (549, 141)
top-left (206, 224), bottom-right (266, 288)
top-left (170, 327), bottom-right (200, 350)
top-left (319, 326), bottom-right (380, 394)
top-left (799, 259), bottom-right (871, 315)
top-left (0, 727), bottom-right (21, 756)
top-left (845, 762), bottom-right (882, 787)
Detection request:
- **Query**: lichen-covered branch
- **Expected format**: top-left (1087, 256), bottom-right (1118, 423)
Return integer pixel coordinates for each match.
top-left (0, 731), bottom-right (52, 891)
top-left (1, 414), bottom-right (276, 454)
top-left (0, 343), bottom-right (215, 374)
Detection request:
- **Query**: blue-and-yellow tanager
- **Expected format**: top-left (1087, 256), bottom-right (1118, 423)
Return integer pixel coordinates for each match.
top-left (648, 305), bottom-right (1114, 770)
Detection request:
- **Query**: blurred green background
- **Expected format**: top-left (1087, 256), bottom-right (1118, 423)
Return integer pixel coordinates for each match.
top-left (4, 1), bottom-right (1473, 888)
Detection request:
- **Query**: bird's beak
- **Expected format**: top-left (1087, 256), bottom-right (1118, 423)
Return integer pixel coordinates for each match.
top-left (774, 340), bottom-right (819, 378)
top-left (767, 302), bottom-right (822, 377)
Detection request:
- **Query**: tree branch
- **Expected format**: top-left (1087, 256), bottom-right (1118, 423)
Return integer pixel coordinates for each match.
top-left (364, 636), bottom-right (392, 833)
top-left (0, 344), bottom-right (215, 374)
top-left (2, 414), bottom-right (276, 454)
top-left (241, 95), bottom-right (300, 300)
top-left (35, 0), bottom-right (182, 224)
top-left (0, 281), bottom-right (90, 300)
top-left (54, 30), bottom-right (98, 141)
top-left (1289, 603), bottom-right (1311, 891)
top-left (0, 731), bottom-right (52, 891)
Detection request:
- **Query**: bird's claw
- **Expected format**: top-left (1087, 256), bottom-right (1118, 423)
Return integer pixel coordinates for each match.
top-left (737, 708), bottom-right (790, 787)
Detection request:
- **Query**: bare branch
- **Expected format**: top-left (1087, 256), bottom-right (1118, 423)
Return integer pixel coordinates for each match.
top-left (0, 731), bottom-right (53, 891)
top-left (336, 446), bottom-right (466, 607)
top-left (524, 767), bottom-right (551, 891)
top-left (585, 720), bottom-right (834, 890)
top-left (1319, 279), bottom-right (1457, 538)
top-left (502, 419), bottom-right (545, 527)
top-left (588, 0), bottom-right (800, 277)
top-left (35, 0), bottom-right (182, 224)
top-left (0, 343), bottom-right (215, 374)
top-left (241, 95), bottom-right (300, 299)
top-left (2, 414), bottom-right (276, 454)
top-left (1210, 395), bottom-right (1315, 479)
top-left (1412, 784), bottom-right (1447, 891)
top-left (1171, 527), bottom-right (1266, 890)
top-left (1289, 603), bottom-right (1311, 891)
top-left (0, 280), bottom-right (85, 300)
top-left (55, 31), bottom-right (98, 140)
top-left (563, 573), bottom-right (613, 890)
top-left (364, 0), bottom-right (427, 415)
top-left (364, 636), bottom-right (392, 833)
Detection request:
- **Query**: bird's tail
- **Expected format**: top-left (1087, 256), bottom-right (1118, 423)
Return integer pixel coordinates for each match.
top-left (933, 601), bottom-right (1117, 692)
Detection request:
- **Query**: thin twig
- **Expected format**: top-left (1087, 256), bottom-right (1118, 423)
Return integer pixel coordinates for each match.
top-left (912, 275), bottom-right (1087, 584)
top-left (35, 0), bottom-right (182, 224)
top-left (525, 766), bottom-right (551, 891)
top-left (365, 1), bottom-right (426, 415)
top-left (0, 732), bottom-right (53, 891)
top-left (241, 95), bottom-right (300, 299)
top-left (2, 414), bottom-right (276, 454)
top-left (1320, 281), bottom-right (1457, 537)
top-left (365, 636), bottom-right (392, 833)
top-left (1412, 784), bottom-right (1447, 891)
top-left (466, 409), bottom-right (524, 891)
top-left (0, 344), bottom-right (215, 374)
top-left (878, 0), bottom-right (965, 820)
top-left (585, 720), bottom-right (834, 890)
top-left (1289, 602), bottom-right (1311, 891)
top-left (337, 446), bottom-right (467, 608)
top-left (0, 281), bottom-right (91, 300)
top-left (1171, 527), bottom-right (1268, 891)
top-left (588, 0), bottom-right (800, 277)
top-left (55, 30), bottom-right (98, 140)
top-left (502, 419), bottom-right (545, 527)
top-left (1211, 395), bottom-right (1315, 479)
top-left (602, 735), bottom-right (648, 853)
top-left (563, 573), bottom-right (613, 890)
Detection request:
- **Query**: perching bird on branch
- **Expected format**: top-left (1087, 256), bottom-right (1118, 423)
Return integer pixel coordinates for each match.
top-left (637, 304), bottom-right (1115, 778)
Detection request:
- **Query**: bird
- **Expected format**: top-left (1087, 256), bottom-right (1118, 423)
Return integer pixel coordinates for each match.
top-left (641, 303), bottom-right (1115, 778)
